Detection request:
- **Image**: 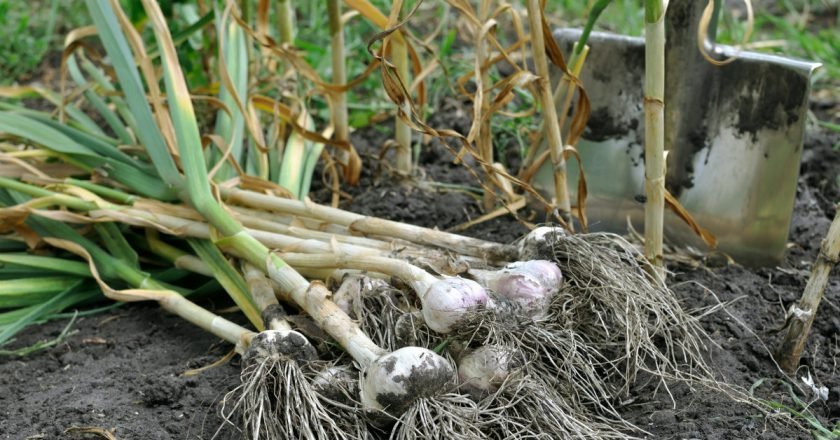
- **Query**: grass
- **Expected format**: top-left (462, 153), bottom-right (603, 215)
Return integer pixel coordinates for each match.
top-left (552, 0), bottom-right (645, 36)
top-left (716, 1), bottom-right (839, 92)
top-left (0, 0), bottom-right (212, 87)
top-left (0, 0), bottom-right (59, 84)
top-left (0, 0), bottom-right (92, 84)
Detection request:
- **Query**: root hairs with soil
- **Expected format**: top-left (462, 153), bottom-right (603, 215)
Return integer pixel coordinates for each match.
top-left (220, 357), bottom-right (369, 440)
top-left (536, 231), bottom-right (716, 394)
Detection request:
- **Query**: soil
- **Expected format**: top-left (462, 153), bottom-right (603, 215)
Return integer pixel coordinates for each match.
top-left (2, 100), bottom-right (840, 440)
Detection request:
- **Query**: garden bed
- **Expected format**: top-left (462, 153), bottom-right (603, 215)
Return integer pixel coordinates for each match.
top-left (1, 93), bottom-right (838, 439)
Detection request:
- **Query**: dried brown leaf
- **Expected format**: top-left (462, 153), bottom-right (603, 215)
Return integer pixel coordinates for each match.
top-left (664, 190), bottom-right (717, 248)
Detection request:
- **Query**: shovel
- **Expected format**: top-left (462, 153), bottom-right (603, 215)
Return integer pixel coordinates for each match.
top-left (536, 0), bottom-right (820, 266)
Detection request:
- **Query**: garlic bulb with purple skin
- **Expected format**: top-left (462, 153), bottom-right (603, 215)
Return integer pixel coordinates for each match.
top-left (421, 277), bottom-right (494, 333)
top-left (475, 260), bottom-right (563, 318)
top-left (504, 260), bottom-right (563, 293)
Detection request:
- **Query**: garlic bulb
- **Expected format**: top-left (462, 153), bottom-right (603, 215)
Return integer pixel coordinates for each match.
top-left (421, 277), bottom-right (493, 333)
top-left (489, 260), bottom-right (563, 318)
top-left (457, 345), bottom-right (521, 399)
top-left (360, 347), bottom-right (456, 415)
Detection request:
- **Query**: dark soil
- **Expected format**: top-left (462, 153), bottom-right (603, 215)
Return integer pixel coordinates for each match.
top-left (0, 306), bottom-right (244, 439)
top-left (2, 103), bottom-right (839, 439)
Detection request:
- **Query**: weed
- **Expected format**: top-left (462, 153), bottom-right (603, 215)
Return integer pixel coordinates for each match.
top-left (0, 0), bottom-right (57, 84)
top-left (751, 377), bottom-right (840, 439)
top-left (0, 311), bottom-right (79, 357)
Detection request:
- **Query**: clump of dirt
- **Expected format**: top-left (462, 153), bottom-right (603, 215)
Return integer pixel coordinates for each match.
top-left (1, 105), bottom-right (839, 440)
top-left (586, 106), bottom-right (640, 142)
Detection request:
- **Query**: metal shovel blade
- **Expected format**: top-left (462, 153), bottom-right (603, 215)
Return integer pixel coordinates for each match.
top-left (538, 6), bottom-right (820, 266)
